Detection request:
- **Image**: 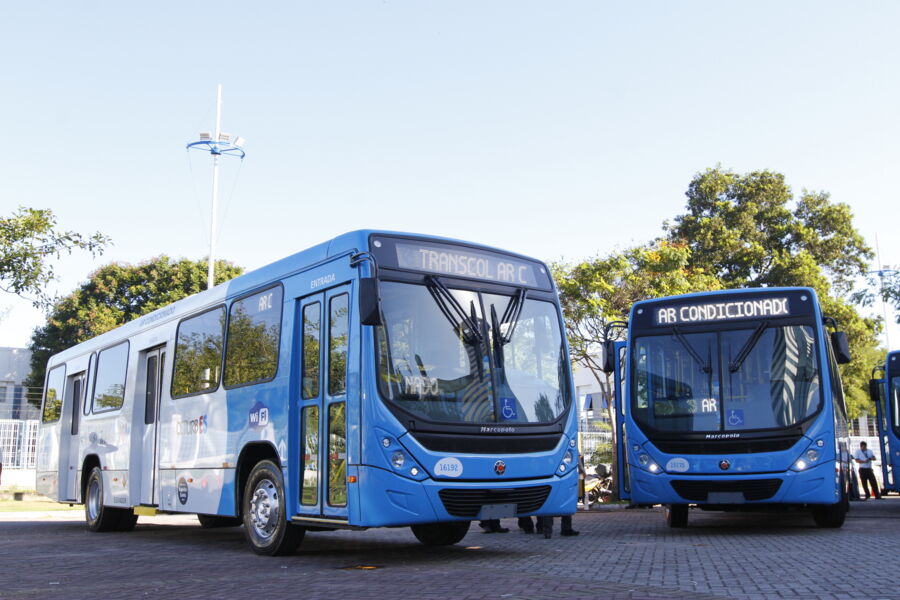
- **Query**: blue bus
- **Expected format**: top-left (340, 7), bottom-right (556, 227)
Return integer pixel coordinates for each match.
top-left (870, 350), bottom-right (900, 494)
top-left (607, 287), bottom-right (852, 528)
top-left (36, 231), bottom-right (578, 554)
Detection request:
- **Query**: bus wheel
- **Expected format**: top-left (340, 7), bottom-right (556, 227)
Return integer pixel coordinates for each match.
top-left (665, 504), bottom-right (689, 528)
top-left (410, 521), bottom-right (470, 546)
top-left (85, 467), bottom-right (123, 532)
top-left (198, 514), bottom-right (242, 528)
top-left (242, 460), bottom-right (305, 555)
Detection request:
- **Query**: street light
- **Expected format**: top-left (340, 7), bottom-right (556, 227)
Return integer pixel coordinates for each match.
top-left (187, 84), bottom-right (246, 290)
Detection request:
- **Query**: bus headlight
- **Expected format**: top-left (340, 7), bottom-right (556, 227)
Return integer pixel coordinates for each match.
top-left (563, 450), bottom-right (573, 465)
top-left (638, 453), bottom-right (660, 473)
top-left (792, 448), bottom-right (821, 471)
top-left (391, 451), bottom-right (406, 469)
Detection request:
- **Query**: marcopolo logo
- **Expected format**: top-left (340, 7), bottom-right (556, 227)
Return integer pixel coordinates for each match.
top-left (249, 402), bottom-right (269, 428)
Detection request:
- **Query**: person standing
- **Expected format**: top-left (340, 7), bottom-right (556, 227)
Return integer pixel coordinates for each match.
top-left (853, 441), bottom-right (881, 500)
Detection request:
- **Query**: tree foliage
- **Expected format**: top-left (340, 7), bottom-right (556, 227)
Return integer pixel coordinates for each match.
top-left (1, 207), bottom-right (110, 310)
top-left (666, 167), bottom-right (872, 295)
top-left (27, 256), bottom-right (243, 395)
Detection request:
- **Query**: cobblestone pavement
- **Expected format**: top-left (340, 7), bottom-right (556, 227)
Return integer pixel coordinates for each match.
top-left (2, 498), bottom-right (899, 600)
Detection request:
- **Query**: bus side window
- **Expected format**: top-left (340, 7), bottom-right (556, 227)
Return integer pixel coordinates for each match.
top-left (328, 293), bottom-right (349, 396)
top-left (92, 341), bottom-right (129, 413)
top-left (42, 366), bottom-right (66, 423)
top-left (302, 303), bottom-right (321, 399)
top-left (171, 306), bottom-right (226, 398)
top-left (224, 285), bottom-right (284, 388)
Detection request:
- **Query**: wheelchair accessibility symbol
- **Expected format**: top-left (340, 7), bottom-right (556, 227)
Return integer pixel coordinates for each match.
top-left (500, 397), bottom-right (518, 421)
top-left (727, 409), bottom-right (744, 427)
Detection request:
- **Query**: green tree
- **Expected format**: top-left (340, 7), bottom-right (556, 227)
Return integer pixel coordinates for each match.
top-left (553, 240), bottom-right (721, 496)
top-left (667, 166), bottom-right (879, 418)
top-left (1, 207), bottom-right (110, 310)
top-left (666, 167), bottom-right (871, 295)
top-left (27, 256), bottom-right (243, 398)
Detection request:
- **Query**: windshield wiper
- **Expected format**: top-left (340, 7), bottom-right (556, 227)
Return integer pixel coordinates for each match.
top-left (425, 276), bottom-right (483, 346)
top-left (729, 321), bottom-right (768, 373)
top-left (671, 326), bottom-right (711, 374)
top-left (490, 289), bottom-right (527, 369)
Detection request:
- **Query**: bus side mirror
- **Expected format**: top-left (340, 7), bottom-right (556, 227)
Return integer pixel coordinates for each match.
top-left (869, 379), bottom-right (884, 403)
top-left (831, 331), bottom-right (851, 364)
top-left (359, 278), bottom-right (382, 326)
top-left (601, 339), bottom-right (616, 374)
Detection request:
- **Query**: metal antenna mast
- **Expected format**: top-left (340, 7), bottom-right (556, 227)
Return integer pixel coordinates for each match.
top-left (187, 84), bottom-right (246, 290)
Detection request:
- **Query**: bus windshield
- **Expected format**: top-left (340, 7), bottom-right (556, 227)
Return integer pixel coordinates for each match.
top-left (632, 324), bottom-right (821, 433)
top-left (376, 281), bottom-right (569, 425)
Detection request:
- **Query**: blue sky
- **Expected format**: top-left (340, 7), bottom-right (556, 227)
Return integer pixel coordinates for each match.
top-left (2, 1), bottom-right (899, 348)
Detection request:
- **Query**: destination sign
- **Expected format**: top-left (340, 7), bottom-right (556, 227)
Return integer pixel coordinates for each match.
top-left (654, 297), bottom-right (791, 326)
top-left (393, 241), bottom-right (539, 287)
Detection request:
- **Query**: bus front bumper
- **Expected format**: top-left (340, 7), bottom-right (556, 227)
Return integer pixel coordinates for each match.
top-left (355, 465), bottom-right (579, 527)
top-left (629, 460), bottom-right (841, 506)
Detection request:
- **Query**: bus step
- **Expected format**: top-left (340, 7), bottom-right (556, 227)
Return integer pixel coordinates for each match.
top-left (134, 506), bottom-right (158, 516)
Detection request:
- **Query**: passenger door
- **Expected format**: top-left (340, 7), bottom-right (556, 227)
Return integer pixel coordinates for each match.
top-left (139, 347), bottom-right (165, 506)
top-left (62, 372), bottom-right (85, 501)
top-left (297, 285), bottom-right (350, 522)
top-left (612, 341), bottom-right (630, 501)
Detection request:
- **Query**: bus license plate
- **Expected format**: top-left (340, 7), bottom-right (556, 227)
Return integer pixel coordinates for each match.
top-left (478, 503), bottom-right (516, 519)
top-left (707, 492), bottom-right (745, 504)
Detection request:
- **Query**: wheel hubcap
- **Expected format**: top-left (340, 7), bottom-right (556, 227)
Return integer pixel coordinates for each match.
top-left (87, 478), bottom-right (101, 521)
top-left (249, 478), bottom-right (279, 539)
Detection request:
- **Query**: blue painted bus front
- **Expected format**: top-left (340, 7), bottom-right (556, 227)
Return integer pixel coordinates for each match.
top-left (619, 287), bottom-right (849, 520)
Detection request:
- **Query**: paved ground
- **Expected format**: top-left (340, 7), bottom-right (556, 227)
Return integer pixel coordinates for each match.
top-left (1, 498), bottom-right (898, 600)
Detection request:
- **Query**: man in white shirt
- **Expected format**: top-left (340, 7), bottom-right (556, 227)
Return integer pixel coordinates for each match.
top-left (853, 441), bottom-right (881, 500)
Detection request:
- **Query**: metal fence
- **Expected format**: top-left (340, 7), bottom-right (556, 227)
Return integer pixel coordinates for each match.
top-left (0, 419), bottom-right (39, 469)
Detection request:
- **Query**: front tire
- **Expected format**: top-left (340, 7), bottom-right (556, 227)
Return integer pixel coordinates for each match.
top-left (410, 521), bottom-right (470, 546)
top-left (84, 467), bottom-right (125, 532)
top-left (242, 460), bottom-right (305, 555)
top-left (665, 504), bottom-right (689, 528)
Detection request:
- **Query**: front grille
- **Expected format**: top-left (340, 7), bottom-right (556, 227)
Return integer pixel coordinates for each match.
top-left (670, 479), bottom-right (782, 501)
top-left (438, 486), bottom-right (551, 517)
top-left (653, 437), bottom-right (798, 455)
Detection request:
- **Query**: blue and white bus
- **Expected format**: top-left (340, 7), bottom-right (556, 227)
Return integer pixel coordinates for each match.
top-left (36, 231), bottom-right (578, 555)
top-left (870, 350), bottom-right (900, 494)
top-left (608, 287), bottom-right (852, 528)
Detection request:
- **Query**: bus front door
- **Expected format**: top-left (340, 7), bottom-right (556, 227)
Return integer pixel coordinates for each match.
top-left (297, 285), bottom-right (351, 522)
top-left (139, 347), bottom-right (165, 506)
top-left (613, 341), bottom-right (630, 502)
top-left (61, 372), bottom-right (85, 501)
